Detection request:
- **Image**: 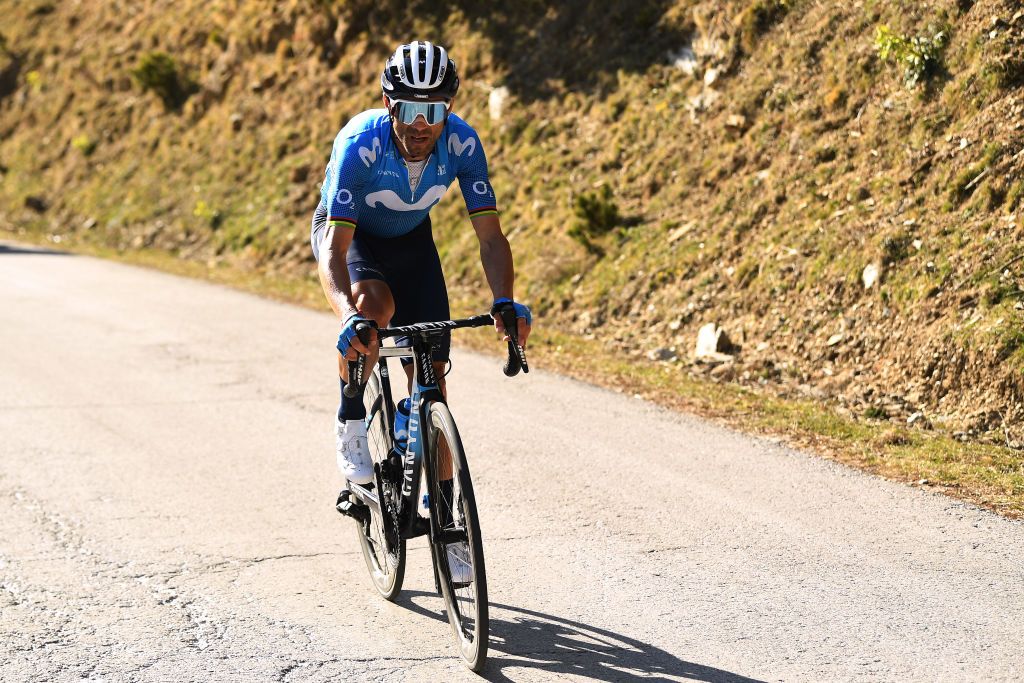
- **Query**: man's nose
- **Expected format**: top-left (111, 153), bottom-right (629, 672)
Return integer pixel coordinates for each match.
top-left (410, 115), bottom-right (430, 129)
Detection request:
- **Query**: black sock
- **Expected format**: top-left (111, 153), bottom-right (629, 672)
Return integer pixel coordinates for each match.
top-left (338, 377), bottom-right (367, 421)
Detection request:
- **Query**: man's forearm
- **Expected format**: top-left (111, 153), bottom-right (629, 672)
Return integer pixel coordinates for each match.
top-left (318, 244), bottom-right (358, 321)
top-left (479, 233), bottom-right (514, 301)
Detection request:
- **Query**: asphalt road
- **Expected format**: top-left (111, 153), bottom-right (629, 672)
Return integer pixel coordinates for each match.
top-left (2, 241), bottom-right (1023, 682)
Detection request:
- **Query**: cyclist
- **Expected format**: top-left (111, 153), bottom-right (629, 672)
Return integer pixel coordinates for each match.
top-left (310, 41), bottom-right (532, 559)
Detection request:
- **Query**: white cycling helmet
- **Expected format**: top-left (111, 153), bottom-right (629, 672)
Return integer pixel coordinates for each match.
top-left (381, 41), bottom-right (460, 100)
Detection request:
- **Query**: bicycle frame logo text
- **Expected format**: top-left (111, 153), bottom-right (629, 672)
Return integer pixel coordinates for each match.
top-left (402, 407), bottom-right (419, 496)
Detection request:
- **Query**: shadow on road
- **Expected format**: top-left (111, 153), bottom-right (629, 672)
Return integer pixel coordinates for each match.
top-left (398, 591), bottom-right (765, 682)
top-left (0, 243), bottom-right (71, 256)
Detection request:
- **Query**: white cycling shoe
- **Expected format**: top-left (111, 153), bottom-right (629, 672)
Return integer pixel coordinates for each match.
top-left (446, 541), bottom-right (473, 585)
top-left (336, 418), bottom-right (373, 485)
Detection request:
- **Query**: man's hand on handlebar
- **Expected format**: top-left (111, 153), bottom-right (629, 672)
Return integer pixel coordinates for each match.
top-left (491, 298), bottom-right (532, 347)
top-left (337, 313), bottom-right (378, 359)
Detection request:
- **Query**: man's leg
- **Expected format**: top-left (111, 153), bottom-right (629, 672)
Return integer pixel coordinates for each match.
top-left (333, 277), bottom-right (395, 492)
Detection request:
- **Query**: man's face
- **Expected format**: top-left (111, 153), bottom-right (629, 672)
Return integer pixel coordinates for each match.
top-left (386, 96), bottom-right (451, 162)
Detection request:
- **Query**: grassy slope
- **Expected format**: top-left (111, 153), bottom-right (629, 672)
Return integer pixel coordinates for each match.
top-left (1, 0), bottom-right (1023, 510)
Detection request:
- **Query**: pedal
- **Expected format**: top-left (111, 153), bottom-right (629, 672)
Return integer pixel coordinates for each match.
top-left (335, 489), bottom-right (369, 524)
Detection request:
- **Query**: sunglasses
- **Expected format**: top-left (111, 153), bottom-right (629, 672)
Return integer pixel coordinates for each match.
top-left (389, 98), bottom-right (450, 125)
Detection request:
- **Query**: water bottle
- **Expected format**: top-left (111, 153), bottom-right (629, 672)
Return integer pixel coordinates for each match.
top-left (394, 398), bottom-right (411, 453)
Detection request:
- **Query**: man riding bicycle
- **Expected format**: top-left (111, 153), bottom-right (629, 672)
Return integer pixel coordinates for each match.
top-left (310, 42), bottom-right (532, 530)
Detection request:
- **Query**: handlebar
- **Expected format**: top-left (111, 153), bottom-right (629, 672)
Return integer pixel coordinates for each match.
top-left (343, 310), bottom-right (529, 396)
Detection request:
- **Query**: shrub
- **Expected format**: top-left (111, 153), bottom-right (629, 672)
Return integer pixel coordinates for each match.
top-left (1006, 179), bottom-right (1024, 210)
top-left (26, 70), bottom-right (42, 91)
top-left (881, 231), bottom-right (913, 263)
top-left (568, 185), bottom-right (621, 254)
top-left (71, 134), bottom-right (96, 156)
top-left (131, 52), bottom-right (196, 110)
top-left (874, 25), bottom-right (948, 88)
top-left (193, 200), bottom-right (223, 229)
top-left (864, 405), bottom-right (888, 420)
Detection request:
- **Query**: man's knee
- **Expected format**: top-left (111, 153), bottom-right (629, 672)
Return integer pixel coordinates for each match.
top-left (353, 283), bottom-right (395, 326)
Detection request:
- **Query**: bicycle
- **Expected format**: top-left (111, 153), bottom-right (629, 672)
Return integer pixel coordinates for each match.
top-left (337, 302), bottom-right (528, 672)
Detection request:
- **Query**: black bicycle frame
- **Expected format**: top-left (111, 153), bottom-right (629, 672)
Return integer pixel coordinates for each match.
top-left (350, 314), bottom-right (495, 544)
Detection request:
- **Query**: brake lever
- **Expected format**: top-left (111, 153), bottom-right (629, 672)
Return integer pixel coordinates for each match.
top-left (498, 306), bottom-right (529, 376)
top-left (343, 321), bottom-right (377, 397)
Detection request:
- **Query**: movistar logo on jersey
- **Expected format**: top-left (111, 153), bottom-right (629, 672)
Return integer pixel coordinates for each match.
top-left (359, 138), bottom-right (382, 167)
top-left (448, 133), bottom-right (476, 157)
top-left (365, 185), bottom-right (446, 212)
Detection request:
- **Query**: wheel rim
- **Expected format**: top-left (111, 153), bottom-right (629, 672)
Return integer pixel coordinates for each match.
top-left (357, 376), bottom-right (403, 595)
top-left (429, 406), bottom-right (487, 667)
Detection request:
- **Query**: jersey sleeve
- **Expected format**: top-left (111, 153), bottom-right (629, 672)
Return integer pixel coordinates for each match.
top-left (325, 133), bottom-right (376, 231)
top-left (451, 126), bottom-right (498, 220)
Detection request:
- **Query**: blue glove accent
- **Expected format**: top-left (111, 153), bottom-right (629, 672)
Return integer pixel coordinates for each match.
top-left (493, 297), bottom-right (532, 326)
top-left (336, 313), bottom-right (368, 356)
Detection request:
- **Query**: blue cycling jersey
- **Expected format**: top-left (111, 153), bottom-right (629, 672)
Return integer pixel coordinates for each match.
top-left (319, 109), bottom-right (498, 238)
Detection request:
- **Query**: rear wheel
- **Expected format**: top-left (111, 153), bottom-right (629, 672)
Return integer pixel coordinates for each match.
top-left (355, 372), bottom-right (406, 600)
top-left (426, 402), bottom-right (488, 671)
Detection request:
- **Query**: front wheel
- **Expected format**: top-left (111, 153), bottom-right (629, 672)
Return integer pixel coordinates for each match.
top-left (355, 372), bottom-right (406, 601)
top-left (425, 403), bottom-right (488, 672)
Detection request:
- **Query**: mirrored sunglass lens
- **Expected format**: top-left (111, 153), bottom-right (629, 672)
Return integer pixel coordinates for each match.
top-left (396, 101), bottom-right (447, 124)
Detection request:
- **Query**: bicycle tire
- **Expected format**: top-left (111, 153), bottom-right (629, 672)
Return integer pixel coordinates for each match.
top-left (355, 372), bottom-right (406, 600)
top-left (425, 402), bottom-right (489, 671)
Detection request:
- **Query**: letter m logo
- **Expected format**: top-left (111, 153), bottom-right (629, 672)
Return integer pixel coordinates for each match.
top-left (448, 133), bottom-right (476, 157)
top-left (359, 137), bottom-right (382, 167)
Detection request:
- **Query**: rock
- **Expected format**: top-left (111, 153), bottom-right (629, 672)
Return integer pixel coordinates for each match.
top-left (726, 114), bottom-right (747, 129)
top-left (230, 113), bottom-right (243, 131)
top-left (668, 46), bottom-right (697, 75)
top-left (695, 322), bottom-right (734, 360)
top-left (24, 196), bottom-right (48, 213)
top-left (489, 86), bottom-right (509, 122)
top-left (647, 347), bottom-right (678, 362)
top-left (862, 263), bottom-right (881, 289)
top-left (668, 221), bottom-right (695, 243)
top-left (704, 68), bottom-right (719, 86)
top-left (907, 412), bottom-right (931, 428)
top-left (709, 362), bottom-right (736, 380)
top-left (826, 333), bottom-right (844, 347)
